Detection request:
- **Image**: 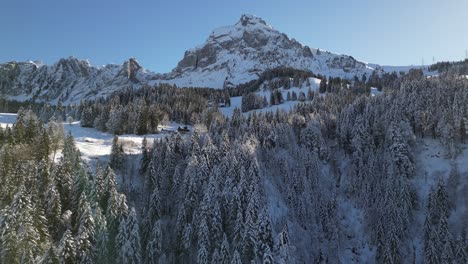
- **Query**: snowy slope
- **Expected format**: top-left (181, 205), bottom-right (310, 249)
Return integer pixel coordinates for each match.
top-left (0, 113), bottom-right (185, 162)
top-left (0, 57), bottom-right (160, 104)
top-left (0, 14), bottom-right (425, 103)
top-left (0, 113), bottom-right (17, 128)
top-left (221, 77), bottom-right (322, 117)
top-left (157, 14), bottom-right (419, 88)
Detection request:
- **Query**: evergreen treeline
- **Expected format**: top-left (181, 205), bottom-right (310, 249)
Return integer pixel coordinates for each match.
top-left (0, 71), bottom-right (467, 263)
top-left (429, 59), bottom-right (468, 75)
top-left (228, 67), bottom-right (319, 97)
top-left (0, 98), bottom-right (46, 114)
top-left (72, 84), bottom-right (230, 135)
top-left (133, 74), bottom-right (467, 263)
top-left (0, 109), bottom-right (141, 263)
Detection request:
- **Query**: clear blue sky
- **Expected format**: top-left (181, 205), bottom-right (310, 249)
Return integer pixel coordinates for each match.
top-left (2, 0), bottom-right (467, 72)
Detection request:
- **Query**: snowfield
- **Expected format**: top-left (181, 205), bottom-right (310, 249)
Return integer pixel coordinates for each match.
top-left (64, 121), bottom-right (168, 162)
top-left (415, 138), bottom-right (468, 202)
top-left (0, 113), bottom-right (182, 163)
top-left (221, 77), bottom-right (322, 117)
top-left (0, 113), bottom-right (17, 128)
top-left (370, 87), bottom-right (382, 97)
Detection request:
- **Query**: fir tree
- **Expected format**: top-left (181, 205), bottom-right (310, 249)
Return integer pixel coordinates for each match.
top-left (109, 135), bottom-right (124, 171)
top-left (75, 194), bottom-right (95, 263)
top-left (219, 234), bottom-right (231, 264)
top-left (277, 225), bottom-right (290, 264)
top-left (146, 220), bottom-right (163, 264)
top-left (57, 229), bottom-right (76, 264)
top-left (230, 250), bottom-right (242, 264)
top-left (116, 207), bottom-right (141, 264)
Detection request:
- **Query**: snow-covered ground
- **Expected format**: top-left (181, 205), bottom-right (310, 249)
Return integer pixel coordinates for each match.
top-left (64, 121), bottom-right (169, 162)
top-left (0, 113), bottom-right (184, 162)
top-left (0, 113), bottom-right (17, 128)
top-left (370, 87), bottom-right (382, 97)
top-left (411, 138), bottom-right (468, 261)
top-left (221, 77), bottom-right (321, 117)
top-left (220, 80), bottom-right (387, 118)
top-left (414, 138), bottom-right (468, 202)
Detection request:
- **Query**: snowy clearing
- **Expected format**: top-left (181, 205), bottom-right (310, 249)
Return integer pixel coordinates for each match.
top-left (0, 113), bottom-right (182, 162)
top-left (221, 77), bottom-right (321, 117)
top-left (0, 113), bottom-right (17, 128)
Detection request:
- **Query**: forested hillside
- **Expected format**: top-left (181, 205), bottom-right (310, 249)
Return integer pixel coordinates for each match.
top-left (0, 71), bottom-right (467, 263)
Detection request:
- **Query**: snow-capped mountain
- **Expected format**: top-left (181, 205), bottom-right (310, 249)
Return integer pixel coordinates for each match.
top-left (159, 14), bottom-right (376, 88)
top-left (1, 14), bottom-right (409, 103)
top-left (0, 57), bottom-right (159, 103)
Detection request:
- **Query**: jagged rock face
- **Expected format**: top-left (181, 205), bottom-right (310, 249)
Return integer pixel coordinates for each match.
top-left (0, 57), bottom-right (156, 103)
top-left (121, 58), bottom-right (143, 82)
top-left (162, 14), bottom-right (373, 88)
top-left (0, 14), bottom-right (391, 102)
top-left (174, 15), bottom-right (313, 72)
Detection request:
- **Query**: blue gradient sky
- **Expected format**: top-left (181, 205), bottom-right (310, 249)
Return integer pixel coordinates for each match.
top-left (2, 0), bottom-right (467, 72)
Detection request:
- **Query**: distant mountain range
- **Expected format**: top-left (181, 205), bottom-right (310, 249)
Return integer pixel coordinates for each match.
top-left (0, 14), bottom-right (421, 103)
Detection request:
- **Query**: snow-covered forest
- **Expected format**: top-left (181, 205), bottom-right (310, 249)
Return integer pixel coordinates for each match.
top-left (0, 68), bottom-right (467, 263)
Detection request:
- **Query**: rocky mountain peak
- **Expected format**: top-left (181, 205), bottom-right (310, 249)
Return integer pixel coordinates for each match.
top-left (237, 14), bottom-right (269, 27)
top-left (165, 15), bottom-right (340, 88)
top-left (53, 56), bottom-right (92, 78)
top-left (122, 57), bottom-right (143, 81)
top-left (206, 14), bottom-right (275, 43)
top-left (0, 14), bottom-right (401, 102)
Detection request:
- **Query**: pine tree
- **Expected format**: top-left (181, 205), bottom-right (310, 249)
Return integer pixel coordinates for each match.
top-left (0, 207), bottom-right (19, 263)
top-left (210, 200), bottom-right (223, 246)
top-left (106, 190), bottom-right (128, 262)
top-left (277, 225), bottom-right (290, 264)
top-left (243, 194), bottom-right (259, 262)
top-left (93, 207), bottom-right (109, 264)
top-left (425, 231), bottom-right (440, 264)
top-left (40, 246), bottom-right (59, 264)
top-left (232, 196), bottom-right (244, 251)
top-left (80, 107), bottom-right (95, 128)
top-left (56, 133), bottom-right (79, 211)
top-left (116, 207), bottom-right (141, 264)
top-left (106, 105), bottom-right (124, 134)
top-left (72, 169), bottom-right (90, 230)
top-left (319, 76), bottom-right (327, 93)
top-left (438, 211), bottom-right (451, 254)
top-left (197, 216), bottom-right (210, 264)
top-left (146, 220), bottom-right (163, 264)
top-left (45, 183), bottom-right (63, 240)
top-left (100, 166), bottom-right (118, 212)
top-left (453, 236), bottom-right (467, 263)
top-left (57, 229), bottom-right (76, 264)
top-left (219, 233), bottom-right (231, 264)
top-left (94, 108), bottom-right (109, 131)
top-left (109, 135), bottom-right (124, 171)
top-left (262, 246), bottom-right (274, 264)
top-left (140, 137), bottom-right (150, 176)
top-left (441, 239), bottom-right (454, 264)
top-left (197, 244), bottom-right (209, 264)
top-left (5, 185), bottom-right (45, 263)
top-left (230, 250), bottom-right (242, 264)
top-left (210, 248), bottom-right (220, 264)
top-left (258, 210), bottom-right (274, 258)
top-left (136, 100), bottom-right (149, 135)
top-left (460, 118), bottom-right (466, 143)
top-left (75, 194), bottom-right (95, 263)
